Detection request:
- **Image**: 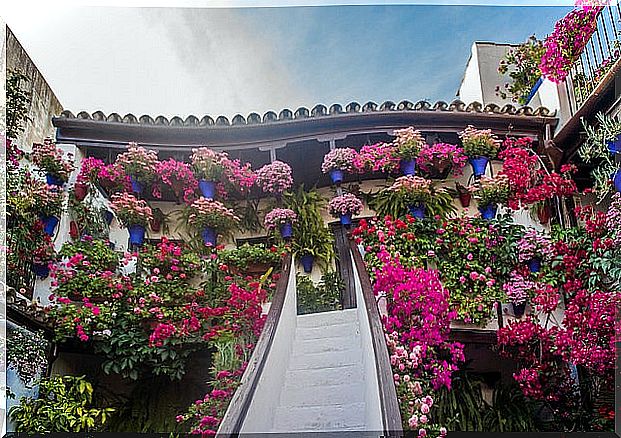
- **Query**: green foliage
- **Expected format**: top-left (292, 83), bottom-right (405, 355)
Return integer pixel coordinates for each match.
top-left (365, 185), bottom-right (456, 220)
top-left (497, 35), bottom-right (545, 105)
top-left (297, 271), bottom-right (343, 315)
top-left (481, 384), bottom-right (538, 432)
top-left (7, 327), bottom-right (49, 386)
top-left (580, 112), bottom-right (621, 202)
top-left (6, 70), bottom-right (32, 140)
top-left (284, 185), bottom-right (335, 269)
top-left (218, 243), bottom-right (282, 270)
top-left (9, 375), bottom-right (114, 433)
top-left (68, 192), bottom-right (110, 239)
top-left (232, 198), bottom-right (263, 233)
top-left (59, 238), bottom-right (119, 272)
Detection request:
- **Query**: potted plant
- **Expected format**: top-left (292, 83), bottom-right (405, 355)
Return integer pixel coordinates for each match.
top-left (74, 157), bottom-right (106, 202)
top-left (391, 127), bottom-right (426, 176)
top-left (186, 198), bottom-right (240, 247)
top-left (455, 182), bottom-right (472, 207)
top-left (328, 193), bottom-right (364, 227)
top-left (218, 243), bottom-right (282, 275)
top-left (32, 183), bottom-right (64, 236)
top-left (517, 228), bottom-right (553, 273)
top-left (581, 113), bottom-right (621, 201)
top-left (417, 142), bottom-right (468, 180)
top-left (321, 147), bottom-right (357, 185)
top-left (255, 160), bottom-right (294, 196)
top-left (155, 158), bottom-right (198, 204)
top-left (30, 139), bottom-right (75, 186)
top-left (352, 142), bottom-right (399, 175)
top-left (496, 35), bottom-right (545, 105)
top-left (109, 192), bottom-right (153, 246)
top-left (459, 126), bottom-right (501, 178)
top-left (472, 175), bottom-right (510, 220)
top-left (190, 147), bottom-right (229, 199)
top-left (264, 208), bottom-right (297, 240)
top-left (502, 273), bottom-right (536, 318)
top-left (114, 143), bottom-right (159, 195)
top-left (32, 237), bottom-right (55, 278)
top-left (387, 176), bottom-right (433, 219)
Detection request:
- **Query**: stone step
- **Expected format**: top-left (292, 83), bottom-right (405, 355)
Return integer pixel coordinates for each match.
top-left (296, 309), bottom-right (357, 328)
top-left (285, 364), bottom-right (364, 387)
top-left (288, 349), bottom-right (361, 370)
top-left (295, 321), bottom-right (360, 341)
top-left (292, 335), bottom-right (360, 356)
top-left (272, 402), bottom-right (366, 432)
top-left (279, 382), bottom-right (365, 407)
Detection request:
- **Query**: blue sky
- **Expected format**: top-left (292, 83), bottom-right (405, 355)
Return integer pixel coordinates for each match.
top-left (4, 5), bottom-right (571, 118)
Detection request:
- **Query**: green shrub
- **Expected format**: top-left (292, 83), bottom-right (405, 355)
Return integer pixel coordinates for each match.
top-left (297, 272), bottom-right (343, 315)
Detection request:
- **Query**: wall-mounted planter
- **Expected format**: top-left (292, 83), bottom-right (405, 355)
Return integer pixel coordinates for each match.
top-left (74, 183), bottom-right (88, 201)
top-left (606, 134), bottom-right (621, 154)
top-left (512, 302), bottom-right (526, 318)
top-left (340, 213), bottom-right (352, 226)
top-left (46, 173), bottom-right (65, 187)
top-left (300, 254), bottom-right (314, 273)
top-left (32, 263), bottom-right (50, 279)
top-left (40, 215), bottom-right (59, 236)
top-left (469, 156), bottom-right (489, 178)
top-left (329, 169), bottom-right (344, 185)
top-left (478, 204), bottom-right (497, 220)
top-left (527, 257), bottom-right (541, 273)
top-left (280, 221), bottom-right (293, 239)
top-left (129, 175), bottom-right (143, 194)
top-left (614, 169), bottom-right (621, 193)
top-left (458, 193), bottom-right (472, 208)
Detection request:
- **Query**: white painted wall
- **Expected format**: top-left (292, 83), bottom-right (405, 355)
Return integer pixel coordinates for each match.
top-left (458, 43), bottom-right (484, 104)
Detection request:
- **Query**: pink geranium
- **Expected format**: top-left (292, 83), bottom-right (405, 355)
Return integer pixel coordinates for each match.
top-left (353, 142), bottom-right (399, 174)
top-left (328, 193), bottom-right (364, 217)
top-left (155, 158), bottom-right (198, 203)
top-left (110, 192), bottom-right (153, 226)
top-left (114, 143), bottom-right (159, 183)
top-left (417, 143), bottom-right (467, 177)
top-left (255, 161), bottom-right (293, 194)
top-left (321, 148), bottom-right (357, 173)
top-left (264, 208), bottom-right (297, 231)
top-left (30, 139), bottom-right (75, 181)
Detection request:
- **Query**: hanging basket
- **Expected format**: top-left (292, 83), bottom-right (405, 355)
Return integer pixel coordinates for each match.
top-left (40, 215), bottom-right (59, 236)
top-left (408, 203), bottom-right (426, 219)
top-left (329, 169), bottom-right (344, 185)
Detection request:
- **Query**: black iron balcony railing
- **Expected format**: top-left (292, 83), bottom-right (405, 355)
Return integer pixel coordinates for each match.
top-left (565, 4), bottom-right (621, 115)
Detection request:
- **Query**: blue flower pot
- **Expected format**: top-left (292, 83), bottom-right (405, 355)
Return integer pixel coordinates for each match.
top-left (32, 263), bottom-right (50, 279)
top-left (199, 180), bottom-right (217, 199)
top-left (340, 213), bottom-right (352, 226)
top-left (40, 215), bottom-right (59, 236)
top-left (614, 169), bottom-right (621, 193)
top-left (469, 156), bottom-right (489, 177)
top-left (606, 134), bottom-right (621, 154)
top-left (130, 175), bottom-right (143, 194)
top-left (512, 302), bottom-right (526, 318)
top-left (104, 210), bottom-right (114, 225)
top-left (478, 204), bottom-right (497, 220)
top-left (527, 257), bottom-right (542, 273)
top-left (400, 159), bottom-right (417, 176)
top-left (330, 169), bottom-right (344, 185)
top-left (280, 221), bottom-right (293, 239)
top-left (300, 254), bottom-right (314, 273)
top-left (128, 224), bottom-right (146, 246)
top-left (201, 227), bottom-right (217, 246)
top-left (408, 203), bottom-right (426, 219)
top-left (46, 173), bottom-right (65, 186)
top-left (523, 77), bottom-right (543, 106)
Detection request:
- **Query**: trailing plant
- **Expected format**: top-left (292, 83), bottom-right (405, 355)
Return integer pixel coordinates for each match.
top-left (366, 184), bottom-right (456, 220)
top-left (9, 375), bottom-right (114, 433)
top-left (296, 271), bottom-right (343, 315)
top-left (218, 243), bottom-right (282, 271)
top-left (7, 327), bottom-right (49, 386)
top-left (496, 35), bottom-right (545, 104)
top-left (6, 69), bottom-right (32, 139)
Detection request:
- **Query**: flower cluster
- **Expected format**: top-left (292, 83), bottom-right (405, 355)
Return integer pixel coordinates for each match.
top-left (517, 228), bottom-right (553, 262)
top-left (264, 208), bottom-right (297, 231)
top-left (459, 126), bottom-right (501, 158)
top-left (30, 139), bottom-right (75, 181)
top-left (31, 182), bottom-right (64, 217)
top-left (388, 176), bottom-right (434, 204)
top-left (522, 167), bottom-right (577, 204)
top-left (110, 192), bottom-right (153, 226)
top-left (417, 143), bottom-right (467, 178)
top-left (190, 147), bottom-right (229, 181)
top-left (472, 174), bottom-right (510, 207)
top-left (391, 127), bottom-right (426, 160)
top-left (328, 193), bottom-right (364, 217)
top-left (255, 161), bottom-right (293, 194)
top-left (496, 35), bottom-right (545, 104)
top-left (76, 157), bottom-right (105, 184)
top-left (353, 142), bottom-right (400, 173)
top-left (540, 7), bottom-right (601, 83)
top-left (498, 139), bottom-right (539, 209)
top-left (321, 147), bottom-right (357, 173)
top-left (503, 273), bottom-right (539, 305)
top-left (155, 158), bottom-right (198, 203)
top-left (187, 198), bottom-right (240, 230)
top-left (114, 143), bottom-right (159, 182)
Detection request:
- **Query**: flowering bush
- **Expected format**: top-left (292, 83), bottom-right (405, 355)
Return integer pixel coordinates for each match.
top-left (7, 327), bottom-right (48, 386)
top-left (110, 192), bottom-right (153, 226)
top-left (190, 147), bottom-right (228, 181)
top-left (255, 160), bottom-right (293, 194)
top-left (223, 157), bottom-right (256, 193)
top-left (115, 143), bottom-right (159, 183)
top-left (497, 35), bottom-right (545, 104)
top-left (417, 143), bottom-right (467, 178)
top-left (499, 138), bottom-right (539, 209)
top-left (517, 229), bottom-right (553, 262)
top-left (328, 193), bottom-right (364, 217)
top-left (353, 142), bottom-right (399, 174)
top-left (472, 175), bottom-right (510, 208)
top-left (540, 7), bottom-right (601, 83)
top-left (31, 182), bottom-right (64, 217)
top-left (459, 126), bottom-right (501, 159)
top-left (187, 198), bottom-right (240, 231)
top-left (264, 208), bottom-right (297, 230)
top-left (388, 176), bottom-right (434, 204)
top-left (391, 127), bottom-right (426, 160)
top-left (98, 163), bottom-right (132, 193)
top-left (76, 157), bottom-right (105, 184)
top-left (321, 147), bottom-right (357, 173)
top-left (30, 139), bottom-right (75, 182)
top-left (522, 165), bottom-right (577, 204)
top-left (503, 273), bottom-right (539, 305)
top-left (154, 158), bottom-right (198, 203)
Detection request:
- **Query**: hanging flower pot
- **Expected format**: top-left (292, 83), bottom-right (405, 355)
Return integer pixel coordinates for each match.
top-left (512, 302), bottom-right (526, 318)
top-left (607, 134), bottom-right (621, 154)
top-left (40, 215), bottom-right (59, 236)
top-left (280, 221), bottom-right (293, 240)
top-left (478, 204), bottom-right (497, 220)
top-left (73, 182), bottom-right (88, 201)
top-left (46, 173), bottom-right (65, 187)
top-left (459, 192), bottom-right (472, 208)
top-left (104, 210), bottom-right (114, 225)
top-left (32, 263), bottom-right (50, 279)
top-left (150, 217), bottom-right (162, 233)
top-left (69, 221), bottom-right (79, 239)
top-left (527, 257), bottom-right (542, 273)
top-left (408, 203), bottom-right (426, 219)
top-left (613, 169), bottom-right (621, 193)
top-left (199, 180), bottom-right (217, 199)
top-left (523, 77), bottom-right (543, 105)
top-left (129, 175), bottom-right (143, 194)
top-left (300, 254), bottom-right (314, 273)
top-left (329, 169), bottom-right (344, 185)
top-left (201, 227), bottom-right (218, 246)
top-left (128, 224), bottom-right (146, 246)
top-left (400, 159), bottom-right (417, 176)
top-left (469, 156), bottom-right (489, 178)
top-left (340, 213), bottom-right (352, 226)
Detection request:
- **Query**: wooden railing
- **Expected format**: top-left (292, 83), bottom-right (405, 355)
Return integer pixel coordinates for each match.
top-left (349, 240), bottom-right (403, 436)
top-left (217, 254), bottom-right (292, 437)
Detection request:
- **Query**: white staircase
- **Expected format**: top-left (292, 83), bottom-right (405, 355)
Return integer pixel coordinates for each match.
top-left (271, 308), bottom-right (367, 433)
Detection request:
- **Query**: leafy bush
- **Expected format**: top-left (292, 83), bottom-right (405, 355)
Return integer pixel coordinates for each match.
top-left (297, 272), bottom-right (343, 315)
top-left (218, 243), bottom-right (282, 270)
